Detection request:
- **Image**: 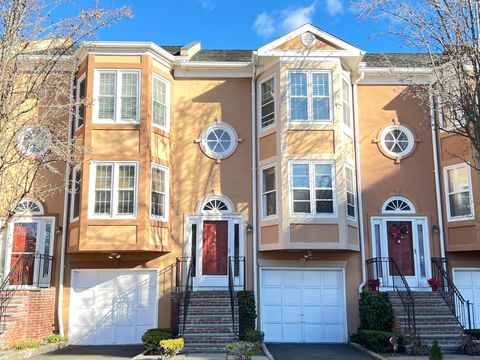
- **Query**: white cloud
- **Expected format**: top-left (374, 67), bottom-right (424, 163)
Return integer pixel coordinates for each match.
top-left (325, 0), bottom-right (343, 16)
top-left (197, 0), bottom-right (215, 11)
top-left (253, 12), bottom-right (276, 39)
top-left (281, 3), bottom-right (316, 32)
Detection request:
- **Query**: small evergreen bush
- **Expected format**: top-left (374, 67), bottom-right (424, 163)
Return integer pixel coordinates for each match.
top-left (429, 339), bottom-right (443, 360)
top-left (237, 291), bottom-right (256, 337)
top-left (359, 292), bottom-right (394, 331)
top-left (141, 328), bottom-right (174, 352)
top-left (227, 341), bottom-right (261, 360)
top-left (244, 330), bottom-right (264, 343)
top-left (158, 338), bottom-right (184, 360)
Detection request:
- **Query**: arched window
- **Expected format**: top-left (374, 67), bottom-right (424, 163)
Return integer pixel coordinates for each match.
top-left (382, 196), bottom-right (415, 214)
top-left (197, 195), bottom-right (234, 214)
top-left (15, 199), bottom-right (44, 215)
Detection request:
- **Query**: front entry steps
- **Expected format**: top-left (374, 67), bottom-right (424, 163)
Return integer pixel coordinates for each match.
top-left (388, 291), bottom-right (465, 353)
top-left (179, 291), bottom-right (238, 353)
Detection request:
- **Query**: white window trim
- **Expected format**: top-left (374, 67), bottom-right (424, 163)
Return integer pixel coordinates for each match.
top-left (92, 69), bottom-right (141, 124)
top-left (258, 74), bottom-right (276, 132)
top-left (70, 166), bottom-right (81, 222)
top-left (443, 163), bottom-right (475, 222)
top-left (289, 160), bottom-right (337, 218)
top-left (150, 163), bottom-right (169, 221)
top-left (199, 122), bottom-right (239, 160)
top-left (381, 196), bottom-right (416, 214)
top-left (287, 70), bottom-right (333, 124)
top-left (341, 73), bottom-right (353, 133)
top-left (379, 124), bottom-right (415, 159)
top-left (260, 163), bottom-right (278, 220)
top-left (75, 73), bottom-right (86, 130)
top-left (152, 73), bottom-right (171, 132)
top-left (345, 164), bottom-right (356, 220)
top-left (88, 161), bottom-right (139, 219)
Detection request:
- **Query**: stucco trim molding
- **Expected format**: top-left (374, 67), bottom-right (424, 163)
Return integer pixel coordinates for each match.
top-left (258, 259), bottom-right (347, 268)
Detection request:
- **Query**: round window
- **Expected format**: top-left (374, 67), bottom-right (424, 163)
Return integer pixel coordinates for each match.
top-left (17, 125), bottom-right (52, 157)
top-left (200, 122), bottom-right (238, 160)
top-left (379, 125), bottom-right (415, 159)
top-left (301, 32), bottom-right (317, 46)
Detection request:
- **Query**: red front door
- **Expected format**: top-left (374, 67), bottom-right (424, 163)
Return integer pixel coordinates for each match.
top-left (202, 220), bottom-right (228, 276)
top-left (387, 221), bottom-right (414, 276)
top-left (10, 222), bottom-right (37, 285)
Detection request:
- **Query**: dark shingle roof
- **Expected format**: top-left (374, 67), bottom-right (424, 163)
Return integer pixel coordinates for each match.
top-left (363, 53), bottom-right (437, 68)
top-left (189, 50), bottom-right (252, 62)
top-left (159, 46), bottom-right (182, 56)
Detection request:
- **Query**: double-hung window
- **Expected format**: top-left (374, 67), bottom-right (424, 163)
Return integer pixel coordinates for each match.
top-left (342, 77), bottom-right (352, 129)
top-left (291, 161), bottom-right (336, 216)
top-left (261, 165), bottom-right (277, 218)
top-left (76, 75), bottom-right (86, 129)
top-left (345, 165), bottom-right (356, 219)
top-left (260, 76), bottom-right (275, 129)
top-left (71, 167), bottom-right (82, 221)
top-left (151, 164), bottom-right (169, 221)
top-left (288, 71), bottom-right (332, 123)
top-left (94, 70), bottom-right (140, 123)
top-left (444, 163), bottom-right (474, 221)
top-left (152, 74), bottom-right (170, 130)
top-left (89, 161), bottom-right (138, 218)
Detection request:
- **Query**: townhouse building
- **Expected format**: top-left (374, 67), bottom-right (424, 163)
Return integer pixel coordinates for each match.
top-left (0, 23), bottom-right (478, 350)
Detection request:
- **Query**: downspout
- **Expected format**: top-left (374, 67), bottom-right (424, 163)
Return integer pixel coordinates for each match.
top-left (430, 86), bottom-right (446, 258)
top-left (57, 68), bottom-right (76, 337)
top-left (250, 53), bottom-right (258, 313)
top-left (353, 72), bottom-right (367, 293)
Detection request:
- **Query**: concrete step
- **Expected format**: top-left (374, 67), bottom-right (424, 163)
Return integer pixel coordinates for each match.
top-left (184, 325), bottom-right (235, 334)
top-left (183, 333), bottom-right (237, 344)
top-left (182, 344), bottom-right (229, 353)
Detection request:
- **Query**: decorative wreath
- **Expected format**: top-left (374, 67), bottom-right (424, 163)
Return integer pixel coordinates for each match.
top-left (389, 222), bottom-right (409, 241)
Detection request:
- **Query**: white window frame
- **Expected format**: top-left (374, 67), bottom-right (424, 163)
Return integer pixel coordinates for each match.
top-left (152, 73), bottom-right (171, 132)
top-left (258, 74), bottom-right (276, 131)
top-left (75, 73), bottom-right (86, 130)
top-left (289, 160), bottom-right (337, 218)
top-left (345, 164), bottom-right (356, 220)
top-left (88, 161), bottom-right (139, 219)
top-left (287, 70), bottom-right (333, 124)
top-left (92, 69), bottom-right (141, 124)
top-left (260, 164), bottom-right (278, 220)
top-left (443, 163), bottom-right (475, 221)
top-left (70, 166), bottom-right (81, 222)
top-left (150, 163), bottom-right (169, 221)
top-left (341, 73), bottom-right (353, 132)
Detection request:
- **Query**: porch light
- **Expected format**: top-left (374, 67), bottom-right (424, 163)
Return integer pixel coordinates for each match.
top-left (108, 252), bottom-right (121, 260)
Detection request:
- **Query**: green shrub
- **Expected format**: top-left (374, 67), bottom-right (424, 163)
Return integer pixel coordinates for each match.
top-left (158, 338), bottom-right (184, 360)
top-left (237, 291), bottom-right (256, 337)
top-left (429, 339), bottom-right (443, 360)
top-left (359, 292), bottom-right (394, 332)
top-left (465, 329), bottom-right (480, 340)
top-left (244, 330), bottom-right (264, 343)
top-left (141, 328), bottom-right (174, 352)
top-left (43, 333), bottom-right (67, 343)
top-left (354, 330), bottom-right (403, 353)
top-left (12, 340), bottom-right (40, 350)
top-left (227, 341), bottom-right (261, 360)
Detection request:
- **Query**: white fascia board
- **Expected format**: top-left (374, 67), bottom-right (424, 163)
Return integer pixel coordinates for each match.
top-left (261, 49), bottom-right (364, 58)
top-left (174, 66), bottom-right (252, 78)
top-left (361, 66), bottom-right (433, 74)
top-left (257, 23), bottom-right (363, 55)
top-left (360, 71), bottom-right (435, 85)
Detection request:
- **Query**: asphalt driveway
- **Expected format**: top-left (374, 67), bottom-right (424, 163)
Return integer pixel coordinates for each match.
top-left (265, 343), bottom-right (372, 360)
top-left (30, 345), bottom-right (144, 359)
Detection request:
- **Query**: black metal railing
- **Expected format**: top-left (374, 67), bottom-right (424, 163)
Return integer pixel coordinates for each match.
top-left (366, 257), bottom-right (417, 335)
top-left (228, 256), bottom-right (246, 337)
top-left (431, 257), bottom-right (475, 329)
top-left (0, 253), bottom-right (53, 332)
top-left (175, 257), bottom-right (194, 336)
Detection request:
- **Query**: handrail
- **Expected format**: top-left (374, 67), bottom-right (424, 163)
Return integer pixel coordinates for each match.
top-left (178, 258), bottom-right (194, 336)
top-left (431, 257), bottom-right (475, 329)
top-left (228, 256), bottom-right (238, 336)
top-left (366, 257), bottom-right (417, 335)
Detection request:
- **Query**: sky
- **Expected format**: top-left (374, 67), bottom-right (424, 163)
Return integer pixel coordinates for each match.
top-left (93, 0), bottom-right (411, 53)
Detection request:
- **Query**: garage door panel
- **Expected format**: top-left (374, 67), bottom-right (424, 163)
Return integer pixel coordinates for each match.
top-left (454, 269), bottom-right (480, 329)
top-left (261, 269), bottom-right (346, 343)
top-left (69, 270), bottom-right (157, 345)
top-left (455, 271), bottom-right (473, 286)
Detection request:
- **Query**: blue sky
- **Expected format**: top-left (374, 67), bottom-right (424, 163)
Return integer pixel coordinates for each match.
top-left (95, 0), bottom-right (410, 53)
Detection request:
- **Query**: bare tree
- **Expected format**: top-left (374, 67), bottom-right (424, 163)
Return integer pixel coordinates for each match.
top-left (352, 0), bottom-right (480, 166)
top-left (0, 0), bottom-right (131, 230)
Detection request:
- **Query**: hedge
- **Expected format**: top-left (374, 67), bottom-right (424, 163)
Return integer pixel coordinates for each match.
top-left (359, 292), bottom-right (394, 332)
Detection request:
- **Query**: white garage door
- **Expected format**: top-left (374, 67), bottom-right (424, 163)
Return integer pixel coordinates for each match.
top-left (453, 269), bottom-right (480, 329)
top-left (261, 269), bottom-right (346, 343)
top-left (69, 269), bottom-right (158, 345)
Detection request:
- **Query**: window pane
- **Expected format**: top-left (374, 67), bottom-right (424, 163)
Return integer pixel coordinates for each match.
top-left (73, 169), bottom-right (81, 219)
top-left (263, 167), bottom-right (275, 192)
top-left (289, 72), bottom-right (308, 121)
top-left (117, 165), bottom-right (136, 215)
top-left (94, 164), bottom-right (112, 215)
top-left (120, 72), bottom-right (138, 121)
top-left (316, 189), bottom-right (333, 200)
top-left (77, 78), bottom-right (86, 127)
top-left (290, 98), bottom-right (308, 121)
top-left (153, 77), bottom-right (167, 127)
top-left (261, 78), bottom-right (275, 128)
top-left (312, 73), bottom-right (329, 96)
top-left (294, 189), bottom-right (310, 201)
top-left (294, 201), bottom-right (310, 213)
top-left (289, 72), bottom-right (307, 96)
top-left (312, 98), bottom-right (330, 121)
top-left (98, 72), bottom-right (115, 121)
top-left (151, 166), bottom-right (166, 218)
top-left (448, 167), bottom-right (468, 193)
top-left (449, 192), bottom-right (471, 217)
top-left (316, 201), bottom-right (333, 213)
top-left (264, 192), bottom-right (276, 216)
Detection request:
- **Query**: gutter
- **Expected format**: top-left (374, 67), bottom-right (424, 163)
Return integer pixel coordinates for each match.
top-left (353, 72), bottom-right (367, 293)
top-left (429, 86), bottom-right (446, 258)
top-left (57, 71), bottom-right (75, 337)
top-left (250, 52), bottom-right (258, 321)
